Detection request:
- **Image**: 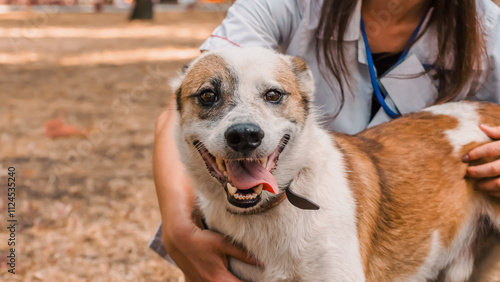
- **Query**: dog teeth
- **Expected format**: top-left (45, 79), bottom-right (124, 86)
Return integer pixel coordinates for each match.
top-left (260, 158), bottom-right (267, 168)
top-left (227, 183), bottom-right (237, 196)
top-left (234, 192), bottom-right (258, 200)
top-left (216, 157), bottom-right (226, 172)
top-left (253, 184), bottom-right (263, 195)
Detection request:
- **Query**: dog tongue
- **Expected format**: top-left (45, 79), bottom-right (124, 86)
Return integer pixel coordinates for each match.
top-left (225, 160), bottom-right (279, 194)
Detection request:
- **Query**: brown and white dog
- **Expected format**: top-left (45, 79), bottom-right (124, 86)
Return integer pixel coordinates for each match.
top-left (171, 47), bottom-right (500, 281)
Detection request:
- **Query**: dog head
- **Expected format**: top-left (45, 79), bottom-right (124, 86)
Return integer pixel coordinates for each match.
top-left (173, 47), bottom-right (315, 214)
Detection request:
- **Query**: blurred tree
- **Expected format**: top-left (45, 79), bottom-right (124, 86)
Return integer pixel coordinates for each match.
top-left (94, 0), bottom-right (104, 13)
top-left (129, 0), bottom-right (153, 20)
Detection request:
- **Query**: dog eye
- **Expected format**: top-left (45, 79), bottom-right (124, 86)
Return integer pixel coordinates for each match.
top-left (264, 90), bottom-right (282, 103)
top-left (199, 91), bottom-right (218, 106)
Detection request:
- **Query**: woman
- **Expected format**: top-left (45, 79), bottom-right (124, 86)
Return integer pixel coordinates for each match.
top-left (150, 0), bottom-right (500, 280)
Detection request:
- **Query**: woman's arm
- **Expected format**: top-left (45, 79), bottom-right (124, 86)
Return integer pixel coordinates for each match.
top-left (199, 0), bottom-right (300, 51)
top-left (154, 98), bottom-right (260, 281)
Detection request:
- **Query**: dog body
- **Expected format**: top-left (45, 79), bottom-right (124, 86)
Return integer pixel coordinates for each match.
top-left (172, 47), bottom-right (500, 281)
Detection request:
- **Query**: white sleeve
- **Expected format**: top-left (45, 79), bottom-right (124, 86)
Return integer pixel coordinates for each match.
top-left (200, 0), bottom-right (301, 51)
top-left (475, 4), bottom-right (500, 104)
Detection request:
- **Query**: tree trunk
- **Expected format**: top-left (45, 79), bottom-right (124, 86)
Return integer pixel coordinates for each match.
top-left (129, 0), bottom-right (153, 20)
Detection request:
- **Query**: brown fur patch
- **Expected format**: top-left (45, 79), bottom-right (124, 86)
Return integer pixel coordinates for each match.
top-left (478, 102), bottom-right (500, 132)
top-left (333, 105), bottom-right (500, 281)
top-left (177, 53), bottom-right (236, 124)
top-left (333, 134), bottom-right (382, 275)
top-left (290, 56), bottom-right (308, 74)
top-left (272, 58), bottom-right (310, 125)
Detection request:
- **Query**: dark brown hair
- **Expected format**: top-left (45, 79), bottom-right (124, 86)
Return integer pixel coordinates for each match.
top-left (315, 0), bottom-right (486, 114)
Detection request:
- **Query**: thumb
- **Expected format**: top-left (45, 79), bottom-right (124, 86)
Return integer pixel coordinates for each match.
top-left (219, 239), bottom-right (263, 267)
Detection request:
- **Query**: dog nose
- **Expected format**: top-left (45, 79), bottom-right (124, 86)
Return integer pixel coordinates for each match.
top-left (225, 123), bottom-right (265, 153)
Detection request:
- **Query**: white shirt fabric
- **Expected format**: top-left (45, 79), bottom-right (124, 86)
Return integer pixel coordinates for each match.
top-left (149, 0), bottom-right (500, 261)
top-left (199, 0), bottom-right (500, 134)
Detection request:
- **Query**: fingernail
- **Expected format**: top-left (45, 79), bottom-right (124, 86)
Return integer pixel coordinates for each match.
top-left (462, 154), bottom-right (469, 162)
top-left (479, 124), bottom-right (490, 129)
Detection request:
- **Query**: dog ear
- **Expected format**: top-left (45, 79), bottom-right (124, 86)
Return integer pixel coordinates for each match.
top-left (287, 55), bottom-right (315, 99)
top-left (169, 62), bottom-right (191, 92)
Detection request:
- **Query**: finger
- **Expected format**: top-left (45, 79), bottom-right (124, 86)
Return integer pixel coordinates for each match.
top-left (218, 239), bottom-right (262, 266)
top-left (463, 141), bottom-right (500, 161)
top-left (475, 177), bottom-right (500, 194)
top-left (467, 159), bottom-right (500, 178)
top-left (479, 124), bottom-right (500, 139)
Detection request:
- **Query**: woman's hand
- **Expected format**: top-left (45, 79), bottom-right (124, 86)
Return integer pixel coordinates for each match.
top-left (162, 219), bottom-right (261, 282)
top-left (154, 102), bottom-right (260, 281)
top-left (463, 124), bottom-right (500, 197)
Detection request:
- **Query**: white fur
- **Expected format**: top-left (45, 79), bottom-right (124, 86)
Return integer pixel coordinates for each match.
top-left (406, 216), bottom-right (477, 282)
top-left (202, 124), bottom-right (366, 281)
top-left (441, 216), bottom-right (477, 282)
top-left (406, 231), bottom-right (443, 281)
top-left (424, 103), bottom-right (490, 156)
top-left (179, 108), bottom-right (365, 280)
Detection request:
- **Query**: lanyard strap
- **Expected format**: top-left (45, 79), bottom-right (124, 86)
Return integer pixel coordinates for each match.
top-left (361, 13), bottom-right (427, 119)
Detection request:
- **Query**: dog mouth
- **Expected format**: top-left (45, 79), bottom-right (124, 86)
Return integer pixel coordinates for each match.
top-left (193, 135), bottom-right (290, 209)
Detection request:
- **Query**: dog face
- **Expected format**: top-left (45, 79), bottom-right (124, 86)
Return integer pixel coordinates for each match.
top-left (174, 47), bottom-right (314, 214)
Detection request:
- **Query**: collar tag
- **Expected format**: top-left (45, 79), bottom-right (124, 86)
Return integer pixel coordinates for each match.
top-left (285, 186), bottom-right (320, 210)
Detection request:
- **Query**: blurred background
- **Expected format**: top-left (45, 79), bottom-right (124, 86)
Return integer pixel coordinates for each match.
top-left (0, 0), bottom-right (230, 281)
top-left (0, 0), bottom-right (499, 281)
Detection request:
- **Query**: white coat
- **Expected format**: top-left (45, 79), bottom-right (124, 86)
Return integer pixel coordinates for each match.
top-left (199, 0), bottom-right (500, 134)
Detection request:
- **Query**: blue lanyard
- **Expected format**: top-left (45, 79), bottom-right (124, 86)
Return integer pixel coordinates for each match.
top-left (360, 13), bottom-right (427, 118)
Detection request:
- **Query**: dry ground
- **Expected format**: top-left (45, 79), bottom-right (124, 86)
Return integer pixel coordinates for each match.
top-left (0, 10), bottom-right (225, 281)
top-left (1, 4), bottom-right (500, 282)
